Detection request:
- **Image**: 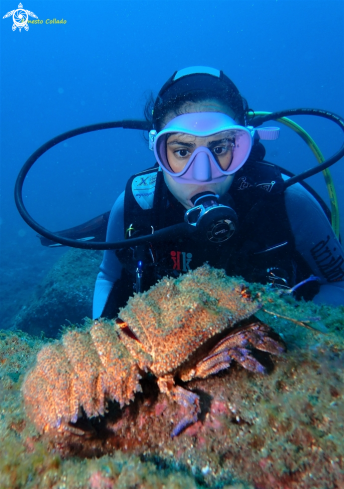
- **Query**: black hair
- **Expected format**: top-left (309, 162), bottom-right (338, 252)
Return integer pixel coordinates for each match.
top-left (144, 72), bottom-right (249, 132)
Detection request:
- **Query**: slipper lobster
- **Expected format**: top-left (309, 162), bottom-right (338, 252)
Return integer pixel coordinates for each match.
top-left (22, 265), bottom-right (285, 438)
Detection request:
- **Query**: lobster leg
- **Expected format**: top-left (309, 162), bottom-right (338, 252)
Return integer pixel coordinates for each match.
top-left (157, 376), bottom-right (200, 438)
top-left (181, 320), bottom-right (285, 382)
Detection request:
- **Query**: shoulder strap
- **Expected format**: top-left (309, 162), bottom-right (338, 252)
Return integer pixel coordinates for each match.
top-left (130, 166), bottom-right (159, 210)
top-left (123, 165), bottom-right (164, 236)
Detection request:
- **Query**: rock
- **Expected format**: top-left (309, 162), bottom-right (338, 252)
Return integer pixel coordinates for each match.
top-left (10, 249), bottom-right (103, 338)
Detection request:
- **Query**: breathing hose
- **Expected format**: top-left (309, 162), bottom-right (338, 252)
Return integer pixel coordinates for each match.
top-left (249, 109), bottom-right (342, 238)
top-left (15, 109), bottom-right (344, 248)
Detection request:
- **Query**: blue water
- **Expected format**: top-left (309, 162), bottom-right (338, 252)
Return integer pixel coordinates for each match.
top-left (1, 0), bottom-right (344, 328)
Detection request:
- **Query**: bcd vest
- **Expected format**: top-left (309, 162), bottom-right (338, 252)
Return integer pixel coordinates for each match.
top-left (115, 160), bottom-right (318, 300)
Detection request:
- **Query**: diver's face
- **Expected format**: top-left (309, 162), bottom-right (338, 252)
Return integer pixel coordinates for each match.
top-left (161, 101), bottom-right (237, 209)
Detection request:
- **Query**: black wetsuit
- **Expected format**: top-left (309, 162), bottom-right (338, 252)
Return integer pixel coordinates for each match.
top-left (93, 162), bottom-right (344, 319)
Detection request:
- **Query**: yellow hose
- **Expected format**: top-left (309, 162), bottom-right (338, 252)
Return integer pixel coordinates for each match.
top-left (250, 111), bottom-right (340, 238)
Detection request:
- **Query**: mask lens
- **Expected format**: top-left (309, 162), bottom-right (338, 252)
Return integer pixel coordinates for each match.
top-left (163, 131), bottom-right (235, 174)
top-left (208, 134), bottom-right (235, 170)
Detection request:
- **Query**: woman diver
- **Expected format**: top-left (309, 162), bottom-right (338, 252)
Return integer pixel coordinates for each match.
top-left (93, 66), bottom-right (344, 319)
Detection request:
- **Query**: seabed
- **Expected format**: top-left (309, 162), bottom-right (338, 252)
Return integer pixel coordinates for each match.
top-left (0, 278), bottom-right (343, 489)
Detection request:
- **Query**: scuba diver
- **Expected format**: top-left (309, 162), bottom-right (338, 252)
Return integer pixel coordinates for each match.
top-left (92, 66), bottom-right (344, 319)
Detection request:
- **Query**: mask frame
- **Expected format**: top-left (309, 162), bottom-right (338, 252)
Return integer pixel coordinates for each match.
top-left (149, 112), bottom-right (254, 184)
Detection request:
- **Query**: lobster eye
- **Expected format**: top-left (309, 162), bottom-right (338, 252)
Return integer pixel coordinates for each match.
top-left (116, 318), bottom-right (141, 343)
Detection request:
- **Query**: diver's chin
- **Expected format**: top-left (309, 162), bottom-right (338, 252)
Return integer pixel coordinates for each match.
top-left (184, 198), bottom-right (194, 210)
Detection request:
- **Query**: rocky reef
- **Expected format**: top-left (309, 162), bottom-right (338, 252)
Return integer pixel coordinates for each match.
top-left (9, 249), bottom-right (102, 338)
top-left (0, 270), bottom-right (343, 488)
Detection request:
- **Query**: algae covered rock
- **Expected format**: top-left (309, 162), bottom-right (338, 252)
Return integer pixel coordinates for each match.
top-left (1, 266), bottom-right (344, 489)
top-left (0, 291), bottom-right (344, 488)
top-left (10, 249), bottom-right (102, 338)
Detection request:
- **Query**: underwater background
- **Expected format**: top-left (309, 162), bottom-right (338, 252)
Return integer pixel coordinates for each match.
top-left (1, 0), bottom-right (344, 329)
top-left (1, 1), bottom-right (344, 488)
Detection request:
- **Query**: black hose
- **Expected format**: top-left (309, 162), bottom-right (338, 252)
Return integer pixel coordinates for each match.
top-left (15, 110), bottom-right (344, 250)
top-left (15, 120), bottom-right (200, 250)
top-left (249, 108), bottom-right (344, 188)
top-left (37, 221), bottom-right (192, 250)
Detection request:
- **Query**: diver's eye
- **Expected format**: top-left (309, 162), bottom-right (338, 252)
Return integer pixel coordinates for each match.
top-left (175, 148), bottom-right (191, 158)
top-left (212, 140), bottom-right (234, 157)
top-left (213, 146), bottom-right (227, 156)
top-left (213, 145), bottom-right (230, 156)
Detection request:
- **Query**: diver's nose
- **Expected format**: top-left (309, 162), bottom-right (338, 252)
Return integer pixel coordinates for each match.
top-left (192, 151), bottom-right (212, 181)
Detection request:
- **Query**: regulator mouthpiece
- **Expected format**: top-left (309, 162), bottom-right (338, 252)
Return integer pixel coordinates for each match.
top-left (185, 192), bottom-right (237, 243)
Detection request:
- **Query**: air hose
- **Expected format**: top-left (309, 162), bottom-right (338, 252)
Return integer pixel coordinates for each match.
top-left (249, 109), bottom-right (344, 238)
top-left (15, 109), bottom-right (344, 248)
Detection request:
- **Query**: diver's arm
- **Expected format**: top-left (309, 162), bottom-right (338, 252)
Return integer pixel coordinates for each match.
top-left (92, 191), bottom-right (125, 319)
top-left (284, 183), bottom-right (344, 306)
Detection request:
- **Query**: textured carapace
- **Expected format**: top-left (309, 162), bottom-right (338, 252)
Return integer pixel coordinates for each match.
top-left (22, 265), bottom-right (285, 437)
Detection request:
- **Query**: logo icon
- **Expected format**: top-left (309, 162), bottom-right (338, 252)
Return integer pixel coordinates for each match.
top-left (3, 2), bottom-right (38, 31)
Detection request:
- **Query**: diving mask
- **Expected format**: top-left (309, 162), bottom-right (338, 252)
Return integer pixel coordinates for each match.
top-left (149, 112), bottom-right (253, 184)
